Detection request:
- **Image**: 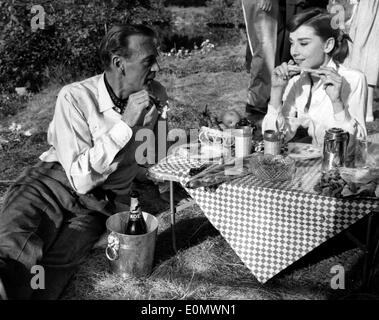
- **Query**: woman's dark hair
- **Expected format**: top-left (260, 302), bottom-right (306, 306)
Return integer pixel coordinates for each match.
top-left (287, 8), bottom-right (351, 63)
top-left (99, 24), bottom-right (156, 70)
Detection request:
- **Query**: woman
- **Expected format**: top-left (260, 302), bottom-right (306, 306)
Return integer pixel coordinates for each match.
top-left (262, 8), bottom-right (367, 148)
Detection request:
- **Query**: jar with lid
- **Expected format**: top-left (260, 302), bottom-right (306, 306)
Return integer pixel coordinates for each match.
top-left (263, 130), bottom-right (281, 156)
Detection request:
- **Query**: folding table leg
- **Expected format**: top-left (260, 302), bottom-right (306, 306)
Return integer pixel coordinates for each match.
top-left (362, 213), bottom-right (374, 290)
top-left (170, 180), bottom-right (177, 253)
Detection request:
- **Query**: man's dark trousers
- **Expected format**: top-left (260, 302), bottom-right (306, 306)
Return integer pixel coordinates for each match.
top-left (0, 161), bottom-right (108, 299)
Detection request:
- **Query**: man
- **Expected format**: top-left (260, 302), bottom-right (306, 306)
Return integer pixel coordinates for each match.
top-left (0, 24), bottom-right (167, 300)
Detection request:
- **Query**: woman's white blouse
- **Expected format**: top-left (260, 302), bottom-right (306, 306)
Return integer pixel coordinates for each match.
top-left (262, 59), bottom-right (368, 147)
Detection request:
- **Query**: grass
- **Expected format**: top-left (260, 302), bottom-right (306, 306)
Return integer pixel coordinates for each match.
top-left (1, 42), bottom-right (379, 300)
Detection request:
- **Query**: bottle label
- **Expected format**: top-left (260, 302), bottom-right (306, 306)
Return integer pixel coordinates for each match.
top-left (129, 212), bottom-right (142, 221)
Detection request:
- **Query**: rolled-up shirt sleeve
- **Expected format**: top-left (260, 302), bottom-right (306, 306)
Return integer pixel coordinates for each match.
top-left (338, 72), bottom-right (368, 139)
top-left (49, 88), bottom-right (133, 194)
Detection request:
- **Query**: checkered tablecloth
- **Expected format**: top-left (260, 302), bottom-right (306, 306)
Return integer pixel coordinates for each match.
top-left (149, 154), bottom-right (379, 283)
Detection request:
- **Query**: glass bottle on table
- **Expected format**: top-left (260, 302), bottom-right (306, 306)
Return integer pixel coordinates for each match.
top-left (124, 191), bottom-right (147, 235)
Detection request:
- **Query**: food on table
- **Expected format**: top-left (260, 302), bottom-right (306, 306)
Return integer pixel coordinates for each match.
top-left (185, 156), bottom-right (252, 189)
top-left (314, 168), bottom-right (379, 198)
top-left (218, 122), bottom-right (229, 130)
top-left (339, 167), bottom-right (374, 184)
top-left (287, 143), bottom-right (322, 159)
top-left (237, 118), bottom-right (249, 127)
top-left (221, 109), bottom-right (241, 129)
top-left (189, 164), bottom-right (210, 176)
top-left (198, 126), bottom-right (234, 148)
top-left (199, 106), bottom-right (255, 134)
top-left (314, 169), bottom-right (346, 197)
top-left (173, 142), bottom-right (229, 160)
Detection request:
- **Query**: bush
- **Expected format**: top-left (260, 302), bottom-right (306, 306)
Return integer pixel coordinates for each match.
top-left (164, 0), bottom-right (207, 6)
top-left (205, 0), bottom-right (243, 27)
top-left (0, 24), bottom-right (67, 92)
top-left (0, 0), bottom-right (172, 93)
top-left (0, 93), bottom-right (29, 120)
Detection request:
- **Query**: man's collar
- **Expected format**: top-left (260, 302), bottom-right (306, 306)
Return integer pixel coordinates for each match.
top-left (98, 73), bottom-right (115, 113)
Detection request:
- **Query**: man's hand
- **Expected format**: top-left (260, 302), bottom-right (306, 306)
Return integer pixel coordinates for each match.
top-left (121, 90), bottom-right (150, 127)
top-left (142, 104), bottom-right (159, 128)
top-left (259, 0), bottom-right (272, 12)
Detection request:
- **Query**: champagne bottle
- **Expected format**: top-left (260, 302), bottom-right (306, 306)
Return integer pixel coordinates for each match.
top-left (124, 191), bottom-right (147, 235)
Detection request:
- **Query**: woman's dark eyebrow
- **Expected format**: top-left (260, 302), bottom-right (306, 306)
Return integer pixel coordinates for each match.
top-left (289, 36), bottom-right (312, 41)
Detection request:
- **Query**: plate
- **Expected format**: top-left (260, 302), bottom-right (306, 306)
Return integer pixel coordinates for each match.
top-left (287, 142), bottom-right (322, 160)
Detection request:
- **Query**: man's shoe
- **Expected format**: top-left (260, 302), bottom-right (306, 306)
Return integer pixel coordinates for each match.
top-left (0, 277), bottom-right (8, 300)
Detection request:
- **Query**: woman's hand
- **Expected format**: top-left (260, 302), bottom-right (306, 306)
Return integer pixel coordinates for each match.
top-left (270, 61), bottom-right (300, 110)
top-left (271, 61), bottom-right (300, 89)
top-left (317, 66), bottom-right (343, 103)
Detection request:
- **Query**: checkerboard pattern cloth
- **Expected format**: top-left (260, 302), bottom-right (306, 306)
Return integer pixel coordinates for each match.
top-left (149, 155), bottom-right (378, 283)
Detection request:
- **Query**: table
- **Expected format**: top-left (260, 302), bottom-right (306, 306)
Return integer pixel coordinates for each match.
top-left (149, 153), bottom-right (378, 284)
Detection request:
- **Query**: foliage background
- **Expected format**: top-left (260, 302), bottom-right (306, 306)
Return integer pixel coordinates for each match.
top-left (0, 0), bottom-right (171, 92)
top-left (164, 0), bottom-right (207, 6)
top-left (0, 0), bottom-right (246, 94)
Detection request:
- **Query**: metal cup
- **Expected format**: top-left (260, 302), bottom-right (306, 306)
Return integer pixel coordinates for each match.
top-left (321, 128), bottom-right (350, 172)
top-left (234, 126), bottom-right (253, 158)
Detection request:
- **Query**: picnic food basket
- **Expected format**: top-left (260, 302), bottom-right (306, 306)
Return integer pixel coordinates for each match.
top-left (249, 154), bottom-right (296, 182)
top-left (198, 126), bottom-right (235, 147)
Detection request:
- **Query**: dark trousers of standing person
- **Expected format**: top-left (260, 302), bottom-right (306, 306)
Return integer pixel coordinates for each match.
top-left (0, 161), bottom-right (115, 300)
top-left (243, 0), bottom-right (280, 116)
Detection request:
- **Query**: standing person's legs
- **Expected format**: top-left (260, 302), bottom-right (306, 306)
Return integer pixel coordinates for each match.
top-left (242, 0), bottom-right (279, 116)
top-left (0, 275), bottom-right (7, 299)
top-left (367, 86), bottom-right (375, 122)
top-left (245, 43), bottom-right (253, 73)
top-left (276, 0), bottom-right (287, 65)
